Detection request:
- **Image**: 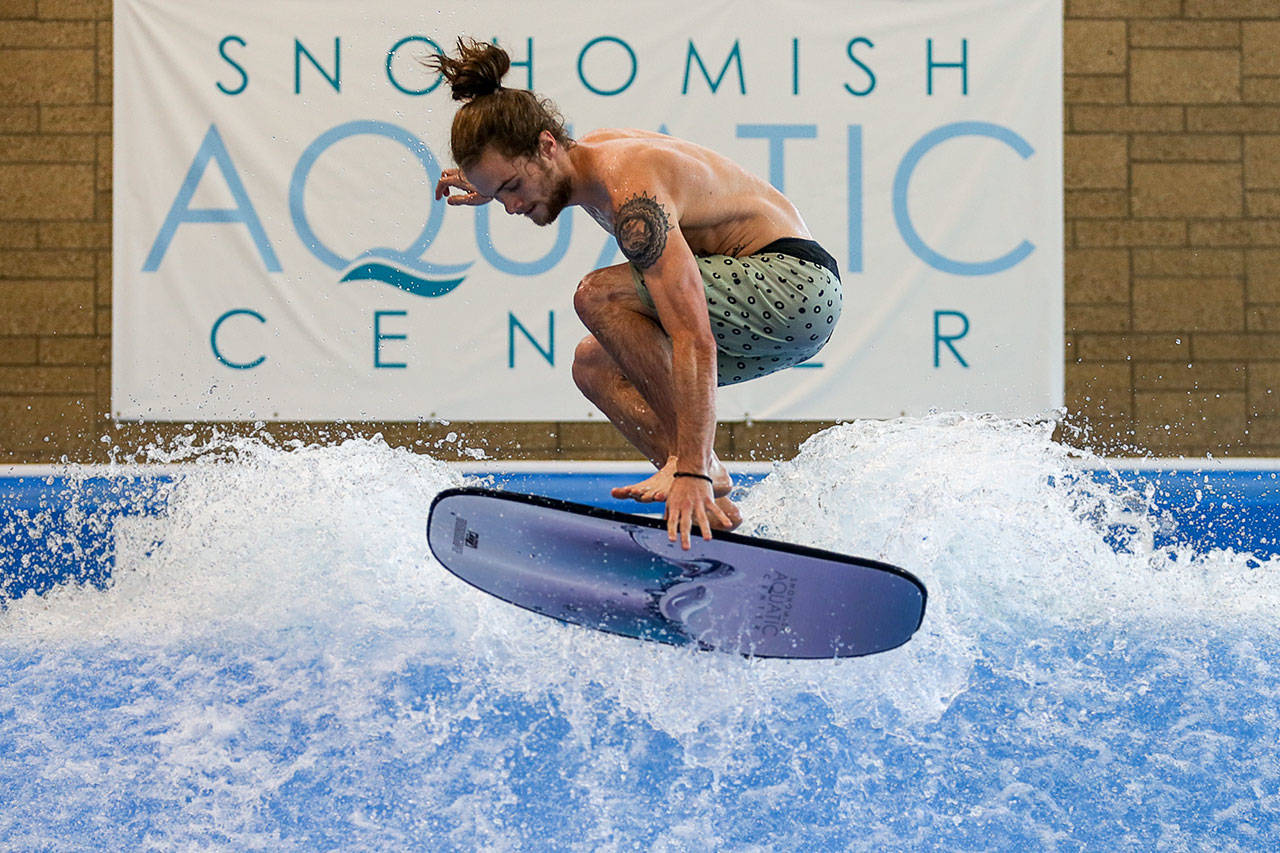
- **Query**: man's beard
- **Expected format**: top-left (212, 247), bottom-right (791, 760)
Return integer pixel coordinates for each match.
top-left (533, 173), bottom-right (572, 226)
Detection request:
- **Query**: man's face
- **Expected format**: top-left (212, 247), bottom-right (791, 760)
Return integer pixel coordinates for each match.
top-left (465, 147), bottom-right (571, 227)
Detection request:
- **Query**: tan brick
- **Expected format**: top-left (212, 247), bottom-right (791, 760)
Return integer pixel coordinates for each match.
top-left (1246, 249), bottom-right (1280, 301)
top-left (1193, 220), bottom-right (1280, 248)
top-left (92, 364), bottom-right (108, 424)
top-left (0, 106), bottom-right (37, 132)
top-left (0, 337), bottom-right (37, 363)
top-left (1077, 333), bottom-right (1191, 361)
top-left (1131, 134), bottom-right (1241, 162)
top-left (37, 222), bottom-right (108, 249)
top-left (1068, 0), bottom-right (1182, 16)
top-left (1248, 221), bottom-right (1280, 246)
top-left (1067, 248), bottom-right (1130, 302)
top-left (95, 19), bottom-right (109, 103)
top-left (0, 395), bottom-right (94, 453)
top-left (560, 446), bottom-right (642, 462)
top-left (1247, 305), bottom-right (1280, 331)
top-left (557, 420), bottom-right (632, 451)
top-left (1133, 390), bottom-right (1247, 450)
top-left (0, 48), bottom-right (93, 104)
top-left (0, 20), bottom-right (92, 46)
top-left (1072, 105), bottom-right (1185, 133)
top-left (1066, 189), bottom-right (1129, 218)
top-left (1065, 134), bottom-right (1127, 190)
top-left (0, 250), bottom-right (94, 278)
top-left (1188, 106), bottom-right (1280, 132)
top-left (1131, 50), bottom-right (1240, 104)
top-left (0, 1), bottom-right (37, 17)
top-left (731, 421), bottom-right (834, 459)
top-left (1245, 136), bottom-right (1280, 188)
top-left (1065, 362), bottom-right (1133, 416)
top-left (1067, 362), bottom-right (1134, 393)
top-left (1077, 219), bottom-right (1187, 247)
top-left (96, 142), bottom-right (109, 191)
top-left (1248, 191), bottom-right (1280, 217)
top-left (0, 134), bottom-right (94, 162)
top-left (1065, 20), bottom-right (1127, 75)
top-left (36, 0), bottom-right (111, 19)
top-left (1244, 22), bottom-right (1280, 75)
top-left (1067, 304), bottom-right (1131, 331)
top-left (1193, 333), bottom-right (1280, 360)
top-left (0, 164), bottom-right (94, 219)
top-left (460, 422), bottom-right (561, 458)
top-left (0, 223), bottom-right (38, 248)
top-left (38, 104), bottom-right (109, 133)
top-left (1133, 277), bottom-right (1244, 331)
top-left (1246, 416), bottom-right (1280, 448)
top-left (1250, 363), bottom-right (1280, 416)
top-left (1132, 163), bottom-right (1242, 218)
top-left (1189, 221), bottom-right (1251, 246)
top-left (1133, 248), bottom-right (1245, 277)
top-left (1187, 0), bottom-right (1280, 17)
top-left (1135, 361), bottom-right (1247, 390)
top-left (1131, 21), bottom-right (1241, 49)
top-left (0, 280), bottom-right (94, 334)
top-left (0, 365), bottom-right (94, 392)
top-left (1244, 77), bottom-right (1280, 103)
top-left (37, 335), bottom-right (107, 365)
top-left (94, 250), bottom-right (108, 306)
top-left (1065, 76), bottom-right (1127, 104)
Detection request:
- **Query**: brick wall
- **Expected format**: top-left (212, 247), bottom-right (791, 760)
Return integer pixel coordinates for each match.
top-left (1, 2), bottom-right (1277, 463)
top-left (0, 0), bottom-right (109, 463)
top-left (1064, 0), bottom-right (1280, 456)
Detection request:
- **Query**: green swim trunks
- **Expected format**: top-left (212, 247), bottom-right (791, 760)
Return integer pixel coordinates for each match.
top-left (630, 237), bottom-right (842, 386)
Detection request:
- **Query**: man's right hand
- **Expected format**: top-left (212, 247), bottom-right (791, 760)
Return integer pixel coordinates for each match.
top-left (435, 168), bottom-right (492, 206)
top-left (665, 475), bottom-right (732, 551)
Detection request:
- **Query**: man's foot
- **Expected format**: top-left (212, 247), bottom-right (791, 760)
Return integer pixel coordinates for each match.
top-left (711, 496), bottom-right (742, 531)
top-left (611, 456), bottom-right (732, 502)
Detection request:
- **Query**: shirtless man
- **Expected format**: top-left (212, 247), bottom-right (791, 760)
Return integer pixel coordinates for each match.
top-left (429, 39), bottom-right (842, 549)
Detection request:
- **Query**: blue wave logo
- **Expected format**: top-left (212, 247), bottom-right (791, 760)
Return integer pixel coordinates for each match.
top-left (340, 249), bottom-right (472, 298)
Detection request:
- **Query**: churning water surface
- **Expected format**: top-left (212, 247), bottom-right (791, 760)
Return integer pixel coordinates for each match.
top-left (1, 413), bottom-right (1278, 850)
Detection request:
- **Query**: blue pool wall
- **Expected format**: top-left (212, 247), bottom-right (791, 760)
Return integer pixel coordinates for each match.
top-left (2, 461), bottom-right (1278, 603)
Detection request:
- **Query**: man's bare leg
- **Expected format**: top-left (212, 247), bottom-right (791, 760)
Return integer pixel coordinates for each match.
top-left (571, 265), bottom-right (739, 527)
top-left (573, 339), bottom-right (733, 499)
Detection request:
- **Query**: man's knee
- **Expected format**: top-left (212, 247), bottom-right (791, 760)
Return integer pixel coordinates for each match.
top-left (571, 335), bottom-right (609, 394)
top-left (573, 264), bottom-right (634, 325)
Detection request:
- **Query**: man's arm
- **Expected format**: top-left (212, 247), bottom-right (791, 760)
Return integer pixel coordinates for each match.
top-left (613, 188), bottom-right (730, 547)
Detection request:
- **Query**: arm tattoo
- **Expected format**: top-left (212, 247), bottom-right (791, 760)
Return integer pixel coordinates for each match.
top-left (614, 192), bottom-right (671, 270)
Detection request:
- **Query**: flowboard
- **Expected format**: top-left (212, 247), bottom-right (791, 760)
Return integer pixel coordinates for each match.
top-left (426, 487), bottom-right (927, 659)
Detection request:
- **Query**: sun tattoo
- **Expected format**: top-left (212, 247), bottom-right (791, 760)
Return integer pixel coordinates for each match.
top-left (614, 192), bottom-right (671, 270)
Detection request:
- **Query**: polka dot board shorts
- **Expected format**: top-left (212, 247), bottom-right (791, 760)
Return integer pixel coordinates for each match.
top-left (629, 247), bottom-right (842, 386)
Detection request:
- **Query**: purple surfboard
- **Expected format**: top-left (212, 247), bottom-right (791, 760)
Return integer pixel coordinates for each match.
top-left (426, 487), bottom-right (927, 659)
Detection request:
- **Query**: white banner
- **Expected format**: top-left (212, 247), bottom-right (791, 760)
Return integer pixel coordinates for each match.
top-left (113, 0), bottom-right (1063, 421)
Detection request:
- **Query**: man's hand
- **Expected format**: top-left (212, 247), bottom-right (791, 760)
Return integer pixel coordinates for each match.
top-left (665, 475), bottom-right (732, 550)
top-left (435, 168), bottom-right (491, 206)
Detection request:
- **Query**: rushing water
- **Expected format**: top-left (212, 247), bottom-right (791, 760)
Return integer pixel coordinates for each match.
top-left (2, 414), bottom-right (1278, 850)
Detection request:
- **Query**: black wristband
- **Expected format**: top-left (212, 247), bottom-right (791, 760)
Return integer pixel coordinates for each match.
top-left (673, 471), bottom-right (714, 484)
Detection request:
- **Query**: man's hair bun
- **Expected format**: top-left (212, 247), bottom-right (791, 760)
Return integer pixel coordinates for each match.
top-left (425, 37), bottom-right (510, 102)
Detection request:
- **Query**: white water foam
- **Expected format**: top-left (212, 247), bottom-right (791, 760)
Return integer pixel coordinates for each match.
top-left (2, 415), bottom-right (1278, 850)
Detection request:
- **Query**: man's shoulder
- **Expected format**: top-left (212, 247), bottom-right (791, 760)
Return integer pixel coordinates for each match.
top-left (580, 127), bottom-right (668, 144)
top-left (582, 132), bottom-right (700, 198)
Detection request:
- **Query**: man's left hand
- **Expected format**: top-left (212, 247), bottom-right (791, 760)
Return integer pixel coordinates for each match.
top-left (665, 476), bottom-right (732, 550)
